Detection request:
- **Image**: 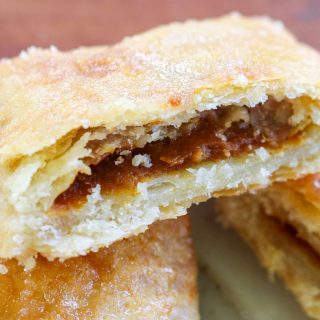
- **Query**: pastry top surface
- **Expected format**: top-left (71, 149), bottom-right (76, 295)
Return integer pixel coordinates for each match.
top-left (1, 13), bottom-right (320, 162)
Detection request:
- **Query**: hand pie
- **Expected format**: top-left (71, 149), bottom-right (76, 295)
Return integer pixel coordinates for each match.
top-left (216, 175), bottom-right (320, 319)
top-left (2, 14), bottom-right (320, 261)
top-left (0, 217), bottom-right (199, 320)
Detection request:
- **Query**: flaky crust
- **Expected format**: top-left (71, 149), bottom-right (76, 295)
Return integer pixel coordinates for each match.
top-left (286, 174), bottom-right (320, 210)
top-left (0, 217), bottom-right (199, 320)
top-left (217, 196), bottom-right (320, 320)
top-left (1, 13), bottom-right (320, 160)
top-left (245, 175), bottom-right (320, 256)
top-left (3, 14), bottom-right (320, 261)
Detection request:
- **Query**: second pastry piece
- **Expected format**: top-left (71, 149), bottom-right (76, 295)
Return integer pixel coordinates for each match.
top-left (216, 175), bottom-right (320, 320)
top-left (0, 217), bottom-right (198, 320)
top-left (2, 14), bottom-right (320, 261)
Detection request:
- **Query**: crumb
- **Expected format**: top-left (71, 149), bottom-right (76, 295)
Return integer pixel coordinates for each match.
top-left (132, 154), bottom-right (152, 168)
top-left (115, 156), bottom-right (124, 165)
top-left (216, 132), bottom-right (227, 142)
top-left (0, 264), bottom-right (8, 275)
top-left (23, 257), bottom-right (36, 272)
top-left (80, 119), bottom-right (91, 129)
top-left (120, 150), bottom-right (131, 156)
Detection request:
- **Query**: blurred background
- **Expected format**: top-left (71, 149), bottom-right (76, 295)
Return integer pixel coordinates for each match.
top-left (0, 0), bottom-right (320, 58)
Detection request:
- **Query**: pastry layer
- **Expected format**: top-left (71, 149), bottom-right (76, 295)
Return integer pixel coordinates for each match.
top-left (2, 14), bottom-right (320, 260)
top-left (246, 177), bottom-right (320, 256)
top-left (217, 194), bottom-right (320, 320)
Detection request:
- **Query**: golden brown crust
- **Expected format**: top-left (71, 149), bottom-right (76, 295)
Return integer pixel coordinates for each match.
top-left (1, 14), bottom-right (320, 160)
top-left (0, 216), bottom-right (199, 320)
top-left (3, 14), bottom-right (320, 262)
top-left (217, 196), bottom-right (320, 320)
top-left (249, 177), bottom-right (320, 256)
top-left (286, 174), bottom-right (320, 209)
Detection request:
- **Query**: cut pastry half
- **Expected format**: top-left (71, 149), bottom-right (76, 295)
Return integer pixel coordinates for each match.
top-left (216, 175), bottom-right (320, 320)
top-left (2, 13), bottom-right (320, 260)
top-left (0, 217), bottom-right (199, 320)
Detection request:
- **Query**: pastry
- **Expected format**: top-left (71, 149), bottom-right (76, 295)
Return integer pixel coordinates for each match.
top-left (0, 216), bottom-right (199, 320)
top-left (216, 175), bottom-right (320, 319)
top-left (2, 14), bottom-right (320, 260)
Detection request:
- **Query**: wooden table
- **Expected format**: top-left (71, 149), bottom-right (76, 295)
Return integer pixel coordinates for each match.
top-left (0, 0), bottom-right (319, 58)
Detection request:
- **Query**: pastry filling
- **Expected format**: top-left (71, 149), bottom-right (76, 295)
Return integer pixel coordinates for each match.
top-left (54, 99), bottom-right (300, 208)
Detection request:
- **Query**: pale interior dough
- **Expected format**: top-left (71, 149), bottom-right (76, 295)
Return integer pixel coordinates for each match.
top-left (2, 122), bottom-right (320, 261)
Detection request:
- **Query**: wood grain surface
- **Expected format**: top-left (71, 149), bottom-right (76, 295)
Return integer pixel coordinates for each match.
top-left (0, 0), bottom-right (319, 58)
